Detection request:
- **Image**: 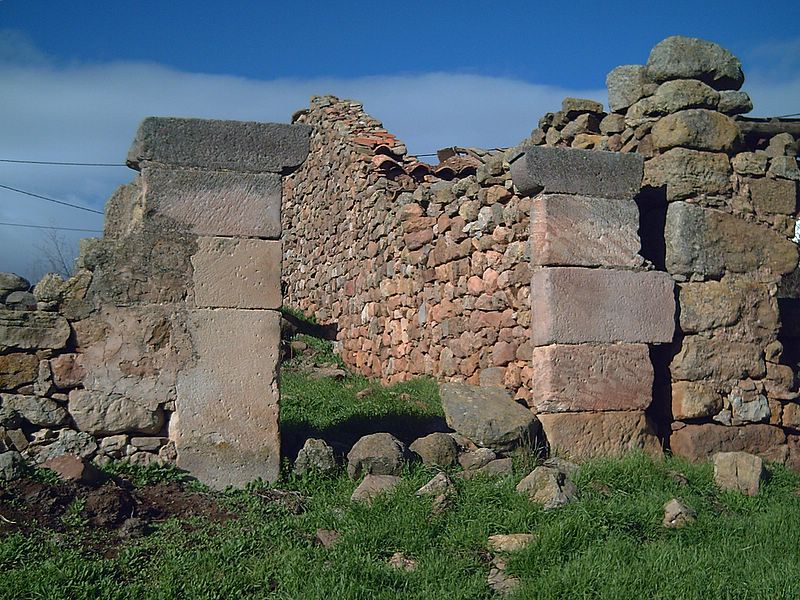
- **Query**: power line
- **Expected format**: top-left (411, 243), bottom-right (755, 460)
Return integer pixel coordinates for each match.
top-left (0, 158), bottom-right (127, 167)
top-left (0, 183), bottom-right (104, 215)
top-left (0, 221), bottom-right (103, 233)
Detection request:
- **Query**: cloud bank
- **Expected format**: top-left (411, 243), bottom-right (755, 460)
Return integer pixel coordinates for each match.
top-left (1, 31), bottom-right (798, 281)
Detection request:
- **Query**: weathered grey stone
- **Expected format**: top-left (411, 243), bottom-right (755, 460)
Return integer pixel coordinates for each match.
top-left (713, 451), bottom-right (765, 495)
top-left (530, 268), bottom-right (675, 345)
top-left (672, 381), bottom-right (724, 420)
top-left (671, 336), bottom-right (765, 382)
top-left (0, 273), bottom-right (29, 303)
top-left (0, 394), bottom-right (68, 427)
top-left (460, 457), bottom-right (513, 479)
top-left (727, 384), bottom-right (770, 425)
top-left (652, 109), bottom-right (739, 152)
top-left (731, 152), bottom-right (768, 176)
top-left (652, 79), bottom-right (720, 111)
top-left (69, 389), bottom-right (164, 436)
top-left (98, 434), bottom-right (128, 457)
top-left (192, 237), bottom-right (282, 309)
top-left (175, 309), bottom-right (281, 489)
top-left (294, 438), bottom-right (336, 475)
top-left (5, 291), bottom-right (37, 311)
top-left (127, 117), bottom-right (312, 173)
top-left (644, 147), bottom-right (732, 200)
top-left (646, 36), bottom-right (744, 90)
top-left (561, 97), bottom-right (604, 116)
top-left (351, 474), bottom-right (401, 503)
top-left (0, 309), bottom-right (70, 352)
top-left (409, 432), bottom-right (459, 467)
top-left (458, 447), bottom-right (497, 470)
top-left (530, 194), bottom-right (644, 268)
top-left (516, 466), bottom-right (579, 509)
top-left (129, 436), bottom-right (168, 452)
top-left (531, 344), bottom-right (653, 413)
top-left (599, 113), bottom-right (626, 134)
top-left (33, 273), bottom-right (65, 304)
top-left (416, 472), bottom-right (454, 497)
top-left (606, 65), bottom-right (649, 113)
top-left (143, 167), bottom-right (282, 238)
top-left (663, 498), bottom-right (696, 528)
top-left (32, 429), bottom-right (98, 464)
top-left (440, 382), bottom-right (539, 452)
top-left (103, 181), bottom-right (144, 240)
top-left (538, 412), bottom-right (661, 460)
top-left (0, 451), bottom-right (25, 481)
top-left (671, 423), bottom-right (786, 463)
top-left (768, 156), bottom-right (800, 181)
top-left (718, 90), bottom-right (753, 115)
top-left (665, 202), bottom-right (798, 277)
top-left (766, 133), bottom-right (797, 158)
top-left (347, 432), bottom-right (405, 479)
top-left (510, 146), bottom-right (643, 199)
top-left (0, 353), bottom-right (39, 389)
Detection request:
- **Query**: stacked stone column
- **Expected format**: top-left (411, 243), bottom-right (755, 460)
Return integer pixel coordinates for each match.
top-left (125, 117), bottom-right (310, 488)
top-left (511, 146), bottom-right (675, 459)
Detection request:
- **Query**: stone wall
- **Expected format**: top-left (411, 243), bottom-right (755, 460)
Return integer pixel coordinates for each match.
top-left (283, 36), bottom-right (800, 468)
top-left (1, 118), bottom-right (310, 488)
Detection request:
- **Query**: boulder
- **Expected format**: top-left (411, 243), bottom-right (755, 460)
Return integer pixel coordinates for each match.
top-left (672, 381), bottom-right (724, 420)
top-left (294, 438), bottom-right (337, 475)
top-left (671, 336), bottom-right (765, 382)
top-left (33, 273), bottom-right (66, 304)
top-left (0, 273), bottom-right (30, 303)
top-left (0, 353), bottom-right (39, 389)
top-left (30, 429), bottom-right (98, 464)
top-left (440, 382), bottom-right (539, 452)
top-left (409, 432), bottom-right (458, 467)
top-left (350, 474), bottom-right (401, 503)
top-left (68, 389), bottom-right (164, 436)
top-left (0, 393), bottom-right (68, 427)
top-left (5, 292), bottom-right (37, 311)
top-left (346, 432), bottom-right (405, 479)
top-left (651, 109), bottom-right (739, 152)
top-left (645, 36), bottom-right (744, 90)
top-left (458, 447), bottom-right (497, 470)
top-left (41, 454), bottom-right (104, 485)
top-left (460, 457), bottom-right (513, 480)
top-left (0, 450), bottom-right (25, 481)
top-left (713, 451), bottom-right (765, 496)
top-left (516, 466), bottom-right (579, 510)
top-left (644, 147), bottom-right (732, 201)
top-left (606, 65), bottom-right (649, 113)
top-left (717, 90), bottom-right (753, 115)
top-left (416, 472), bottom-right (455, 497)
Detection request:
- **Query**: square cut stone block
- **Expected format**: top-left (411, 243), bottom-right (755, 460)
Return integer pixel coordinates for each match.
top-left (192, 237), bottom-right (281, 309)
top-left (128, 117), bottom-right (311, 173)
top-left (175, 309), bottom-right (281, 489)
top-left (511, 146), bottom-right (643, 199)
top-left (530, 268), bottom-right (675, 345)
top-left (531, 194), bottom-right (644, 268)
top-left (531, 344), bottom-right (653, 412)
top-left (143, 167), bottom-right (282, 238)
top-left (538, 411), bottom-right (661, 461)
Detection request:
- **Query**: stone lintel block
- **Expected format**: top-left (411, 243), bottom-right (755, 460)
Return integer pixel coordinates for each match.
top-left (175, 309), bottom-right (281, 489)
top-left (538, 411), bottom-right (661, 461)
top-left (192, 237), bottom-right (281, 309)
top-left (531, 344), bottom-right (653, 413)
top-left (665, 201), bottom-right (798, 277)
top-left (142, 167), bottom-right (282, 238)
top-left (531, 194), bottom-right (644, 268)
top-left (128, 117), bottom-right (311, 173)
top-left (670, 423), bottom-right (787, 464)
top-left (530, 268), bottom-right (675, 345)
top-left (510, 146), bottom-right (643, 199)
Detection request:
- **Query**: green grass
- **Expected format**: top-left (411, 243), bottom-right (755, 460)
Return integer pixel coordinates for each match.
top-left (3, 352), bottom-right (800, 599)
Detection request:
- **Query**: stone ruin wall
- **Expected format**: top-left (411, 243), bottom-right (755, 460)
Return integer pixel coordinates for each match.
top-left (1, 118), bottom-right (310, 488)
top-left (283, 36), bottom-right (800, 469)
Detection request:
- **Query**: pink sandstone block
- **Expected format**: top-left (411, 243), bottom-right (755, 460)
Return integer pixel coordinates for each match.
top-left (531, 344), bottom-right (653, 412)
top-left (530, 267), bottom-right (675, 345)
top-left (175, 309), bottom-right (281, 489)
top-left (531, 194), bottom-right (644, 268)
top-left (192, 237), bottom-right (282, 309)
top-left (538, 411), bottom-right (661, 461)
top-left (143, 167), bottom-right (282, 238)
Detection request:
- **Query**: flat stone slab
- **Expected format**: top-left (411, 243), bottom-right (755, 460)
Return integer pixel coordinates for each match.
top-left (530, 194), bottom-right (644, 268)
top-left (538, 411), bottom-right (661, 461)
top-left (531, 344), bottom-right (653, 413)
top-left (530, 268), bottom-right (675, 345)
top-left (670, 423), bottom-right (787, 464)
top-left (192, 237), bottom-right (282, 309)
top-left (0, 310), bottom-right (70, 352)
top-left (511, 146), bottom-right (643, 199)
top-left (128, 117), bottom-right (311, 173)
top-left (143, 168), bottom-right (282, 238)
top-left (175, 309), bottom-right (281, 489)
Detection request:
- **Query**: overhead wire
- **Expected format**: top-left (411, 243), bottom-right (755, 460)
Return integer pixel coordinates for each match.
top-left (0, 183), bottom-right (104, 215)
top-left (0, 221), bottom-right (103, 233)
top-left (0, 158), bottom-right (127, 167)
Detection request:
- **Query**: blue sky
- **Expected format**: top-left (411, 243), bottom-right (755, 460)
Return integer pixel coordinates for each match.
top-left (1, 0), bottom-right (799, 280)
